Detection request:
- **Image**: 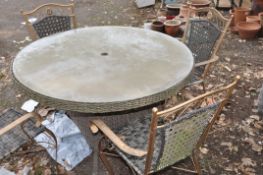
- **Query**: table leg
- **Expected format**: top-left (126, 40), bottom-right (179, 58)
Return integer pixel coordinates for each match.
top-left (67, 108), bottom-right (152, 174)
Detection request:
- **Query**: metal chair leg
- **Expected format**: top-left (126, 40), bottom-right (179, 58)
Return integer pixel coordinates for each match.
top-left (20, 121), bottom-right (34, 143)
top-left (98, 137), bottom-right (138, 175)
top-left (171, 166), bottom-right (197, 174)
top-left (98, 137), bottom-right (115, 175)
top-left (44, 127), bottom-right (59, 174)
top-left (192, 152), bottom-right (201, 175)
top-left (201, 81), bottom-right (206, 93)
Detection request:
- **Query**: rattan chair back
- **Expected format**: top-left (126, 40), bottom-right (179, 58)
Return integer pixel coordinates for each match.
top-left (153, 103), bottom-right (218, 171)
top-left (21, 2), bottom-right (77, 40)
top-left (182, 7), bottom-right (231, 78)
top-left (144, 76), bottom-right (240, 174)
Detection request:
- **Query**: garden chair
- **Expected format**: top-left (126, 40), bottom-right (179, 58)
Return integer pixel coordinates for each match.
top-left (0, 110), bottom-right (58, 167)
top-left (89, 76), bottom-right (240, 175)
top-left (21, 2), bottom-right (77, 41)
top-left (182, 7), bottom-right (232, 91)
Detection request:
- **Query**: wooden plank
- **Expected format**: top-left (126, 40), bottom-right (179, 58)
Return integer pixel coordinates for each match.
top-left (0, 112), bottom-right (41, 136)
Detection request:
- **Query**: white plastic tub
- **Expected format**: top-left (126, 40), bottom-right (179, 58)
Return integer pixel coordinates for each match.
top-left (135, 0), bottom-right (155, 8)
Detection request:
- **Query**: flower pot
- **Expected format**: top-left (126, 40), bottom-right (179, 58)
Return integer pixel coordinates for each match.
top-left (251, 0), bottom-right (263, 15)
top-left (230, 9), bottom-right (235, 26)
top-left (179, 4), bottom-right (190, 18)
top-left (166, 4), bottom-right (181, 16)
top-left (237, 22), bottom-right (261, 39)
top-left (166, 15), bottom-right (176, 20)
top-left (234, 7), bottom-right (249, 26)
top-left (246, 16), bottom-right (260, 23)
top-left (164, 20), bottom-right (182, 37)
top-left (151, 21), bottom-right (164, 33)
top-left (258, 12), bottom-right (263, 37)
top-left (186, 0), bottom-right (211, 8)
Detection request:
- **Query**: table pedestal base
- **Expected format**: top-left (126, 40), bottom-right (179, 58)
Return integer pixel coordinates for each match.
top-left (67, 108), bottom-right (152, 174)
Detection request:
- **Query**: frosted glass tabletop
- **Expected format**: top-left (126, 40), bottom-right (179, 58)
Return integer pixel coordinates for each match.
top-left (13, 26), bottom-right (194, 113)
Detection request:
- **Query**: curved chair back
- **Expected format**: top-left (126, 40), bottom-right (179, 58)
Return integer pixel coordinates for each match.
top-left (144, 76), bottom-right (240, 174)
top-left (153, 103), bottom-right (218, 171)
top-left (182, 7), bottom-right (231, 78)
top-left (21, 2), bottom-right (77, 40)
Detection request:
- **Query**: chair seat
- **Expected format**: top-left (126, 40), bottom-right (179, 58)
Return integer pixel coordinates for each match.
top-left (114, 115), bottom-right (162, 175)
top-left (113, 103), bottom-right (218, 174)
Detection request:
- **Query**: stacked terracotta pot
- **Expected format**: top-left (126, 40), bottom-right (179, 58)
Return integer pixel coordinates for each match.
top-left (259, 12), bottom-right (263, 36)
top-left (150, 3), bottom-right (187, 37)
top-left (150, 1), bottom-right (211, 37)
top-left (231, 7), bottom-right (262, 39)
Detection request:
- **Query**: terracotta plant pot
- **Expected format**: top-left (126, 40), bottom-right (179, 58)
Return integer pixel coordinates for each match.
top-left (166, 4), bottom-right (181, 16)
top-left (229, 9), bottom-right (238, 33)
top-left (246, 16), bottom-right (260, 23)
top-left (151, 21), bottom-right (164, 33)
top-left (186, 0), bottom-right (211, 8)
top-left (251, 0), bottom-right (263, 15)
top-left (164, 20), bottom-right (182, 37)
top-left (230, 9), bottom-right (235, 26)
top-left (234, 7), bottom-right (249, 26)
top-left (259, 12), bottom-right (263, 24)
top-left (258, 12), bottom-right (263, 37)
top-left (237, 22), bottom-right (261, 39)
top-left (166, 15), bottom-right (176, 20)
top-left (179, 4), bottom-right (190, 18)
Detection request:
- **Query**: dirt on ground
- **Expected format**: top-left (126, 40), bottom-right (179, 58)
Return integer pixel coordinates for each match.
top-left (0, 0), bottom-right (263, 175)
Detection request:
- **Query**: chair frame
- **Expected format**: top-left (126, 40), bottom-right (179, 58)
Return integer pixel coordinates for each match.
top-left (21, 2), bottom-right (77, 41)
top-left (182, 7), bottom-right (232, 90)
top-left (0, 112), bottom-right (42, 136)
top-left (0, 111), bottom-right (58, 167)
top-left (90, 76), bottom-right (240, 175)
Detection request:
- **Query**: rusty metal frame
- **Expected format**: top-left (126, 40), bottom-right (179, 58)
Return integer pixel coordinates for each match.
top-left (144, 76), bottom-right (240, 175)
top-left (90, 76), bottom-right (240, 175)
top-left (0, 111), bottom-right (59, 172)
top-left (182, 7), bottom-right (233, 91)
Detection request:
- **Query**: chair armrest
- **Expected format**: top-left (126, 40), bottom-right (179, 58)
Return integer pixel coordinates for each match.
top-left (0, 112), bottom-right (42, 136)
top-left (90, 119), bottom-right (147, 157)
top-left (195, 55), bottom-right (219, 67)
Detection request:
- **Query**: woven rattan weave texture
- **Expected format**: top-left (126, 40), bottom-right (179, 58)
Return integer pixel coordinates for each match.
top-left (105, 104), bottom-right (218, 175)
top-left (14, 76), bottom-right (191, 113)
top-left (155, 104), bottom-right (218, 171)
top-left (187, 20), bottom-right (221, 77)
top-left (0, 109), bottom-right (43, 159)
top-left (33, 15), bottom-right (71, 38)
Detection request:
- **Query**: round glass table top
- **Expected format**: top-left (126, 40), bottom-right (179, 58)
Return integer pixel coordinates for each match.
top-left (13, 26), bottom-right (193, 112)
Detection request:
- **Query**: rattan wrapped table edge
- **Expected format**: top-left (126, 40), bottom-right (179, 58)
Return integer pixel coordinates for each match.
top-left (12, 36), bottom-right (194, 114)
top-left (13, 69), bottom-right (193, 113)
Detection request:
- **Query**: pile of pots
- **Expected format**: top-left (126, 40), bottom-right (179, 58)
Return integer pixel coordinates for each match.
top-left (230, 7), bottom-right (263, 39)
top-left (149, 0), bottom-right (211, 37)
